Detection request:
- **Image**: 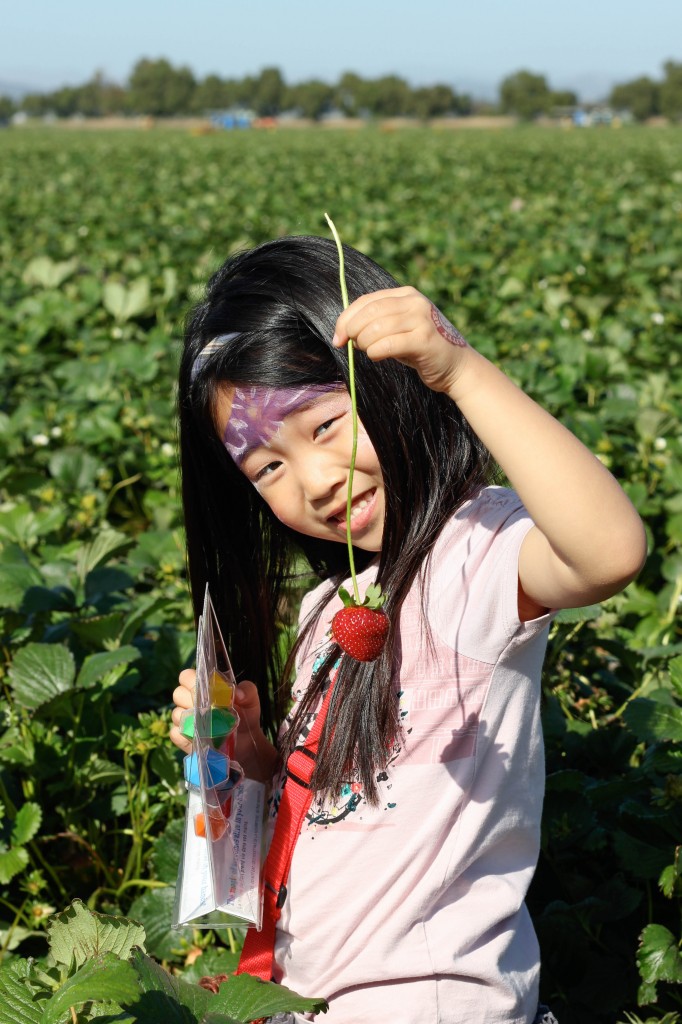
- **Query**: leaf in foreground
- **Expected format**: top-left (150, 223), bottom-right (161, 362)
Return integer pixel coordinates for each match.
top-left (624, 698), bottom-right (682, 744)
top-left (637, 923), bottom-right (682, 985)
top-left (0, 959), bottom-right (42, 1024)
top-left (124, 948), bottom-right (212, 1023)
top-left (42, 954), bottom-right (139, 1024)
top-left (211, 972), bottom-right (328, 1020)
top-left (7, 643), bottom-right (76, 710)
top-left (11, 802), bottom-right (43, 846)
top-left (48, 899), bottom-right (146, 969)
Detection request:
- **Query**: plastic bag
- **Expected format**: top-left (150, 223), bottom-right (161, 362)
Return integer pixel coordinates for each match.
top-left (173, 586), bottom-right (264, 930)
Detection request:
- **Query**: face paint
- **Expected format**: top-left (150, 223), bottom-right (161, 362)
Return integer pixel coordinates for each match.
top-left (223, 385), bottom-right (343, 464)
top-left (190, 334), bottom-right (241, 383)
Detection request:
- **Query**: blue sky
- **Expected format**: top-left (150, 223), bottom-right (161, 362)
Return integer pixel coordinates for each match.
top-left (3, 0), bottom-right (680, 101)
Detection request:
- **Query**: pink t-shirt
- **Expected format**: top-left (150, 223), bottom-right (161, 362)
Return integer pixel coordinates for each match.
top-left (271, 487), bottom-right (554, 1023)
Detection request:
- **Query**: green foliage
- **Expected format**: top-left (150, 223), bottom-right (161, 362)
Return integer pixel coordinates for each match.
top-left (499, 69), bottom-right (551, 119)
top-left (610, 77), bottom-right (660, 121)
top-left (0, 900), bottom-right (326, 1023)
top-left (0, 125), bottom-right (680, 1023)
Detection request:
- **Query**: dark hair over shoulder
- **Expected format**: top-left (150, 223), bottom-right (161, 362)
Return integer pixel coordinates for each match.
top-left (179, 235), bottom-right (491, 801)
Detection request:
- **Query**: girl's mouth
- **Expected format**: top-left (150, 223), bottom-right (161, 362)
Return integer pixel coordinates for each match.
top-left (330, 488), bottom-right (377, 534)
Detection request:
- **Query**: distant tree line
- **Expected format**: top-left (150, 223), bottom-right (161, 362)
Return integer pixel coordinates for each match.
top-left (498, 62), bottom-right (682, 121)
top-left (2, 59), bottom-right (681, 124)
top-left (0, 61), bottom-right (474, 121)
top-left (608, 61), bottom-right (682, 121)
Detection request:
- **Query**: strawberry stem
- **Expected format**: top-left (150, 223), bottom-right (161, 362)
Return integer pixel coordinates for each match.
top-left (325, 212), bottom-right (361, 605)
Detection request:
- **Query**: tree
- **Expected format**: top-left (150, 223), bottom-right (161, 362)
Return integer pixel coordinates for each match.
top-left (0, 95), bottom-right (16, 121)
top-left (252, 67), bottom-right (285, 116)
top-left (335, 71), bottom-right (368, 116)
top-left (192, 75), bottom-right (240, 112)
top-left (409, 84), bottom-right (459, 120)
top-left (365, 75), bottom-right (411, 117)
top-left (283, 80), bottom-right (334, 119)
top-left (660, 60), bottom-right (682, 121)
top-left (610, 77), bottom-right (659, 121)
top-left (128, 58), bottom-right (196, 116)
top-left (548, 89), bottom-right (578, 109)
top-left (499, 70), bottom-right (550, 120)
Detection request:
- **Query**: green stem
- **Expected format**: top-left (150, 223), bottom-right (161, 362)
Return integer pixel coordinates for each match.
top-left (325, 212), bottom-right (360, 605)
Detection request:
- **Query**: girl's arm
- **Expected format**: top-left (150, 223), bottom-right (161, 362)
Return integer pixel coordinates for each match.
top-left (334, 287), bottom-right (647, 613)
top-left (171, 672), bottom-right (279, 783)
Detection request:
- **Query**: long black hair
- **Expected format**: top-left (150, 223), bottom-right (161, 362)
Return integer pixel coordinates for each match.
top-left (179, 235), bottom-right (492, 802)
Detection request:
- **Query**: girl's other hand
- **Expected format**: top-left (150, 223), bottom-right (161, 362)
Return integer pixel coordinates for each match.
top-left (170, 668), bottom-right (196, 755)
top-left (170, 672), bottom-right (279, 783)
top-left (333, 286), bottom-right (471, 394)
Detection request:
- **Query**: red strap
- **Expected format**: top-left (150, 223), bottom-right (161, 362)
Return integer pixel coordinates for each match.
top-left (236, 680), bottom-right (336, 980)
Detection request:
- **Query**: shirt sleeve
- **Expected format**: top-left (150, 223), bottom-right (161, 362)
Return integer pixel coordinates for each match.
top-left (427, 486), bottom-right (554, 663)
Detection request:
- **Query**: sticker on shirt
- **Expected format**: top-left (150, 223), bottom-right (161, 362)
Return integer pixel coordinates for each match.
top-left (303, 671), bottom-right (409, 831)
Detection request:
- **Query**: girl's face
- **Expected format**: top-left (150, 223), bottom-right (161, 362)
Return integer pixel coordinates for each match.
top-left (214, 385), bottom-right (385, 552)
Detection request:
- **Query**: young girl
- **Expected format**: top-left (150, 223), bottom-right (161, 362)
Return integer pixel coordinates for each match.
top-left (170, 235), bottom-right (646, 1024)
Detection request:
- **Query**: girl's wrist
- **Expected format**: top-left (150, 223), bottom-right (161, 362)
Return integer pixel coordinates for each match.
top-left (439, 341), bottom-right (480, 401)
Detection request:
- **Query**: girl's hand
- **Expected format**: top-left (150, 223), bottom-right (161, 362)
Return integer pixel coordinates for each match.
top-left (170, 671), bottom-right (279, 783)
top-left (333, 286), bottom-right (471, 394)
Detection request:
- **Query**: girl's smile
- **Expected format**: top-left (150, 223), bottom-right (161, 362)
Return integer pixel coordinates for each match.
top-left (215, 386), bottom-right (385, 552)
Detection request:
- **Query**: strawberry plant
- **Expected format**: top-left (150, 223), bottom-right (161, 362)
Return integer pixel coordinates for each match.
top-left (0, 899), bottom-right (326, 1023)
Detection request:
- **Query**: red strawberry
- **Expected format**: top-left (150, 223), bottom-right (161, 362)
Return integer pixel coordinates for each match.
top-left (331, 583), bottom-right (389, 662)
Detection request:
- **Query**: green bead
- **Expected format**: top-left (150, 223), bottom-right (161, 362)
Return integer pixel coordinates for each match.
top-left (181, 708), bottom-right (236, 741)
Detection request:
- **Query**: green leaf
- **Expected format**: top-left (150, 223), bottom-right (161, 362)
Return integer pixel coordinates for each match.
top-left (119, 595), bottom-right (169, 645)
top-left (11, 802), bottom-right (42, 846)
top-left (127, 887), bottom-right (178, 961)
top-left (7, 643), bottom-right (76, 710)
top-left (669, 656), bottom-right (682, 697)
top-left (150, 819), bottom-right (184, 884)
top-left (0, 562), bottom-right (43, 608)
top-left (103, 279), bottom-right (151, 322)
top-left (48, 449), bottom-right (101, 491)
top-left (70, 613), bottom-right (127, 648)
top-left (614, 832), bottom-right (672, 880)
top-left (42, 954), bottom-right (139, 1024)
top-left (124, 948), bottom-right (210, 1023)
top-left (210, 971), bottom-right (328, 1020)
top-left (48, 900), bottom-right (146, 969)
top-left (0, 959), bottom-right (43, 1024)
top-left (363, 583), bottom-right (385, 608)
top-left (637, 923), bottom-right (682, 984)
top-left (554, 604), bottom-right (602, 624)
top-left (0, 846), bottom-right (29, 884)
top-left (624, 698), bottom-right (682, 743)
top-left (337, 586), bottom-right (353, 607)
top-left (77, 529), bottom-right (133, 581)
top-left (76, 646), bottom-right (141, 690)
top-left (23, 255), bottom-right (78, 289)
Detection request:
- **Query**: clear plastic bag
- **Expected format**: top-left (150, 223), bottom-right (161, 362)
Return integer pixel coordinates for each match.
top-left (172, 586), bottom-right (264, 930)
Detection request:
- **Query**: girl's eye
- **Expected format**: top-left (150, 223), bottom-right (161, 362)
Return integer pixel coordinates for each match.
top-left (314, 418), bottom-right (336, 439)
top-left (255, 460), bottom-right (282, 482)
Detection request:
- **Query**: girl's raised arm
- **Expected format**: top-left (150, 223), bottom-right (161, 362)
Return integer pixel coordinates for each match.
top-left (334, 287), bottom-right (647, 614)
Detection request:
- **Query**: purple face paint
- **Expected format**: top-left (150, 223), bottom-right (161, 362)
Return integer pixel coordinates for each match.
top-left (223, 385), bottom-right (342, 463)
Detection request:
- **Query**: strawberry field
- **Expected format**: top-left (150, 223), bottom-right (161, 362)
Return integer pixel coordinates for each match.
top-left (0, 124), bottom-right (681, 1023)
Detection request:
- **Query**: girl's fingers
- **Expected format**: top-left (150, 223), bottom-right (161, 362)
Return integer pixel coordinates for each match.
top-left (172, 684), bottom-right (194, 710)
top-left (169, 724), bottom-right (192, 755)
top-left (335, 291), bottom-right (428, 348)
top-left (360, 331), bottom-right (423, 365)
top-left (234, 680), bottom-right (262, 727)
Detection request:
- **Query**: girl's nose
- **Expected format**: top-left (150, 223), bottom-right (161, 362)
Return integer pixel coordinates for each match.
top-left (299, 455), bottom-right (345, 503)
